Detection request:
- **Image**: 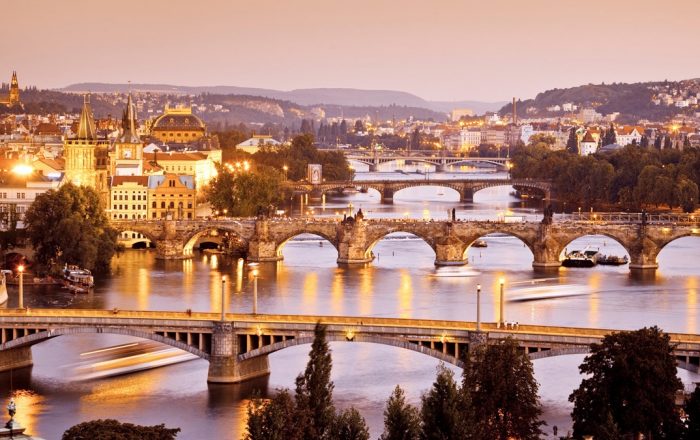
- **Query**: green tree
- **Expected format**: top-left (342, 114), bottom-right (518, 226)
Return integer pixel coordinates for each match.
top-left (420, 364), bottom-right (467, 440)
top-left (602, 123), bottom-right (617, 145)
top-left (685, 385), bottom-right (700, 440)
top-left (24, 183), bottom-right (118, 274)
top-left (330, 407), bottom-right (370, 440)
top-left (244, 390), bottom-right (302, 440)
top-left (295, 322), bottom-right (336, 440)
top-left (206, 164), bottom-right (284, 216)
top-left (62, 419), bottom-right (180, 440)
top-left (640, 135), bottom-right (650, 148)
top-left (566, 127), bottom-right (579, 154)
top-left (675, 177), bottom-right (699, 212)
top-left (380, 385), bottom-right (421, 440)
top-left (463, 339), bottom-right (544, 440)
top-left (409, 128), bottom-right (421, 151)
top-left (569, 326), bottom-right (685, 440)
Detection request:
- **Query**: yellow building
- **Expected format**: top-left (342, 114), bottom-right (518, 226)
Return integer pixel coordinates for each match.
top-left (63, 95), bottom-right (110, 203)
top-left (143, 150), bottom-right (220, 190)
top-left (150, 105), bottom-right (206, 143)
top-left (109, 176), bottom-right (149, 220)
top-left (147, 173), bottom-right (196, 220)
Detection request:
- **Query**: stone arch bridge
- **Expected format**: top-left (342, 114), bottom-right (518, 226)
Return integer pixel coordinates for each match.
top-left (343, 150), bottom-right (511, 172)
top-left (286, 178), bottom-right (551, 202)
top-left (111, 214), bottom-right (700, 274)
top-left (0, 309), bottom-right (697, 383)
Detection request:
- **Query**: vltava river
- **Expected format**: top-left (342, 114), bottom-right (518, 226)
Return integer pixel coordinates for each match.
top-left (2, 171), bottom-right (699, 439)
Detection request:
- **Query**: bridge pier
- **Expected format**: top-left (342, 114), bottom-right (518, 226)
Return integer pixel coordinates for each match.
top-left (0, 346), bottom-right (32, 373)
top-left (155, 239), bottom-right (188, 260)
top-left (309, 188), bottom-right (324, 202)
top-left (434, 236), bottom-right (468, 266)
top-left (207, 322), bottom-right (270, 383)
top-left (381, 187), bottom-right (394, 203)
top-left (461, 187), bottom-right (474, 203)
top-left (247, 218), bottom-right (283, 262)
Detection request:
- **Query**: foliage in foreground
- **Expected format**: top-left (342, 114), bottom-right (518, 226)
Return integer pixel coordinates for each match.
top-left (569, 326), bottom-right (685, 440)
top-left (24, 183), bottom-right (118, 273)
top-left (62, 418), bottom-right (180, 440)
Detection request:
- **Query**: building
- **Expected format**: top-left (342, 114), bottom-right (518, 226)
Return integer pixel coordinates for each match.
top-left (111, 94), bottom-right (144, 176)
top-left (63, 95), bottom-right (110, 202)
top-left (615, 126), bottom-right (643, 146)
top-left (0, 72), bottom-right (20, 106)
top-left (109, 176), bottom-right (149, 220)
top-left (147, 174), bottom-right (196, 220)
top-left (150, 105), bottom-right (206, 144)
top-left (236, 135), bottom-right (282, 154)
top-left (450, 108), bottom-right (474, 121)
top-left (142, 151), bottom-right (218, 190)
top-left (579, 131), bottom-right (597, 156)
top-left (0, 173), bottom-right (61, 230)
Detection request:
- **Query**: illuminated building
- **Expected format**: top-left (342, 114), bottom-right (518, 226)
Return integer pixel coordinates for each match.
top-left (111, 93), bottom-right (144, 176)
top-left (0, 71), bottom-right (20, 106)
top-left (142, 151), bottom-right (219, 190)
top-left (147, 174), bottom-right (196, 220)
top-left (150, 105), bottom-right (206, 143)
top-left (110, 176), bottom-right (149, 220)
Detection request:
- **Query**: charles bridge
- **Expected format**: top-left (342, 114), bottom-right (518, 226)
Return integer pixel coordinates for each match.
top-left (0, 309), bottom-right (697, 383)
top-left (284, 178), bottom-right (550, 202)
top-left (341, 148), bottom-right (511, 172)
top-left (112, 212), bottom-right (700, 274)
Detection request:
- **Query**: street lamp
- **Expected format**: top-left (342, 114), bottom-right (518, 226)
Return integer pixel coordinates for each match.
top-left (251, 267), bottom-right (259, 314)
top-left (499, 277), bottom-right (505, 328)
top-left (17, 264), bottom-right (24, 309)
top-left (220, 275), bottom-right (227, 321)
top-left (476, 284), bottom-right (481, 332)
top-left (283, 165), bottom-right (288, 181)
top-left (578, 207), bottom-right (582, 219)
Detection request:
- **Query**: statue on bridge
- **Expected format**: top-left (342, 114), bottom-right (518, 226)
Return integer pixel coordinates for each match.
top-left (5, 398), bottom-right (16, 430)
top-left (542, 204), bottom-right (554, 225)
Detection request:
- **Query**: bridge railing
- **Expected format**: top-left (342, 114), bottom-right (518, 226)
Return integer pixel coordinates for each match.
top-left (556, 212), bottom-right (700, 225)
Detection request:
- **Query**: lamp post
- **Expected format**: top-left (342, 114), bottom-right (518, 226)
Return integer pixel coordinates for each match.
top-left (220, 275), bottom-right (226, 321)
top-left (476, 284), bottom-right (481, 332)
top-left (17, 264), bottom-right (24, 309)
top-left (252, 268), bottom-right (259, 314)
top-left (499, 277), bottom-right (505, 328)
top-left (283, 165), bottom-right (288, 181)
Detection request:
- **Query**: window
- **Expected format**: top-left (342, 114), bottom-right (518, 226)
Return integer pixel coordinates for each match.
top-left (152, 201), bottom-right (156, 208)
top-left (161, 202), bottom-right (165, 209)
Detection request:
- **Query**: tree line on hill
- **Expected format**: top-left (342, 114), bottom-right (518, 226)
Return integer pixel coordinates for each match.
top-left (512, 136), bottom-right (700, 212)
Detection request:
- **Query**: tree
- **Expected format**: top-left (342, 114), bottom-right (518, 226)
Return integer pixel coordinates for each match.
top-left (62, 419), bottom-right (180, 440)
top-left (640, 135), bottom-right (650, 148)
top-left (205, 164), bottom-right (284, 217)
top-left (420, 364), bottom-right (468, 440)
top-left (380, 385), bottom-right (421, 440)
top-left (409, 128), bottom-right (421, 151)
top-left (602, 123), bottom-right (617, 146)
top-left (685, 385), bottom-right (700, 440)
top-left (354, 120), bottom-right (365, 133)
top-left (463, 339), bottom-right (544, 440)
top-left (244, 390), bottom-right (302, 440)
top-left (330, 407), bottom-right (370, 440)
top-left (676, 177), bottom-right (699, 212)
top-left (295, 322), bottom-right (336, 439)
top-left (566, 127), bottom-right (579, 154)
top-left (664, 135), bottom-right (673, 149)
top-left (569, 327), bottom-right (685, 440)
top-left (24, 183), bottom-right (118, 274)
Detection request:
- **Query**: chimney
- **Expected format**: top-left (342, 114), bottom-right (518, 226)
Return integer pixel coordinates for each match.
top-left (512, 97), bottom-right (517, 125)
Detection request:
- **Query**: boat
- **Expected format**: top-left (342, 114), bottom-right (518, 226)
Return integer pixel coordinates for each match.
top-left (562, 247), bottom-right (599, 268)
top-left (432, 267), bottom-right (480, 278)
top-left (203, 248), bottom-right (224, 255)
top-left (472, 239), bottom-right (488, 248)
top-left (508, 284), bottom-right (590, 302)
top-left (597, 254), bottom-right (629, 265)
top-left (62, 265), bottom-right (94, 291)
top-left (70, 341), bottom-right (198, 381)
top-left (0, 270), bottom-right (10, 304)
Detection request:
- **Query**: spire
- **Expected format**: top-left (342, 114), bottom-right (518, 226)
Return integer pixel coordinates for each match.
top-left (76, 94), bottom-right (97, 140)
top-left (120, 93), bottom-right (139, 143)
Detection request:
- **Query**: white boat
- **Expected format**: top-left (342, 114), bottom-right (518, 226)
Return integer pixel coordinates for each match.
top-left (432, 267), bottom-right (480, 277)
top-left (508, 284), bottom-right (590, 302)
top-left (0, 270), bottom-right (10, 304)
top-left (63, 264), bottom-right (94, 290)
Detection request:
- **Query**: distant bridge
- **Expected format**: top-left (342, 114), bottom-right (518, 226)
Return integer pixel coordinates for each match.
top-left (110, 214), bottom-right (700, 274)
top-left (340, 149), bottom-right (510, 171)
top-left (285, 178), bottom-right (551, 202)
top-left (0, 309), bottom-right (697, 383)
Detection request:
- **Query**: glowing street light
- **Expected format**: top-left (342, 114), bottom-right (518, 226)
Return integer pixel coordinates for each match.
top-left (12, 164), bottom-right (33, 176)
top-left (18, 264), bottom-right (25, 309)
top-left (283, 165), bottom-right (288, 181)
top-left (499, 277), bottom-right (505, 327)
top-left (476, 283), bottom-right (482, 332)
top-left (250, 264), bottom-right (259, 314)
top-left (220, 275), bottom-right (227, 321)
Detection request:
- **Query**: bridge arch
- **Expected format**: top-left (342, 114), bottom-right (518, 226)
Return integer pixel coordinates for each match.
top-left (363, 229), bottom-right (437, 261)
top-left (461, 230), bottom-right (536, 260)
top-left (2, 327), bottom-right (210, 359)
top-left (392, 184), bottom-right (462, 201)
top-left (239, 334), bottom-right (464, 367)
top-left (556, 233), bottom-right (632, 262)
top-left (111, 224), bottom-right (159, 245)
top-left (183, 227), bottom-right (249, 256)
top-left (273, 228), bottom-right (340, 258)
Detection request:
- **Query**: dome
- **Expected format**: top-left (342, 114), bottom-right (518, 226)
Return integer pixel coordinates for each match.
top-left (151, 105), bottom-right (205, 133)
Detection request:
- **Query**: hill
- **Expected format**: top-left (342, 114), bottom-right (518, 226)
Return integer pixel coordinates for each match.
top-left (61, 83), bottom-right (505, 114)
top-left (499, 79), bottom-right (700, 123)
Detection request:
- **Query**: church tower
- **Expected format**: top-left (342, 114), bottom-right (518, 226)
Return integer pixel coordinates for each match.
top-left (64, 95), bottom-right (110, 203)
top-left (8, 71), bottom-right (19, 105)
top-left (111, 93), bottom-right (144, 175)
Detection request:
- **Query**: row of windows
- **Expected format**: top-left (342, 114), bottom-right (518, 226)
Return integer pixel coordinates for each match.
top-left (152, 212), bottom-right (193, 219)
top-left (0, 193), bottom-right (27, 199)
top-left (112, 205), bottom-right (147, 211)
top-left (120, 232), bottom-right (147, 239)
top-left (155, 193), bottom-right (193, 197)
top-left (114, 215), bottom-right (147, 220)
top-left (113, 194), bottom-right (147, 201)
top-left (151, 201), bottom-right (193, 209)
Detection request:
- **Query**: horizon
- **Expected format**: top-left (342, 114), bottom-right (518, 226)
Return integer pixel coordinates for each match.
top-left (3, 0), bottom-right (700, 102)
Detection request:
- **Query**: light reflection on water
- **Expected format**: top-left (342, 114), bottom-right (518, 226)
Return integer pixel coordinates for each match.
top-left (1, 182), bottom-right (699, 439)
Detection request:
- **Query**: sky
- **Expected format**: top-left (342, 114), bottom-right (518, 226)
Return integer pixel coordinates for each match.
top-left (2, 0), bottom-right (700, 102)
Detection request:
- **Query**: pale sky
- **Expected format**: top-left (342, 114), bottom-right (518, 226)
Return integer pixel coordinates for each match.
top-left (2, 0), bottom-right (699, 102)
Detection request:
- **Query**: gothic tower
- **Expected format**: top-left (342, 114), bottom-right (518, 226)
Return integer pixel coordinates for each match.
top-left (111, 93), bottom-right (144, 175)
top-left (8, 71), bottom-right (19, 105)
top-left (64, 95), bottom-right (110, 204)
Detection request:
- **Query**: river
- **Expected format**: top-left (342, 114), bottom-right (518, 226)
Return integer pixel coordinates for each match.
top-left (2, 169), bottom-right (699, 439)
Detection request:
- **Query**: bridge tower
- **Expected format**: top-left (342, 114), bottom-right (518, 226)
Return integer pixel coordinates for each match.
top-left (248, 217), bottom-right (283, 262)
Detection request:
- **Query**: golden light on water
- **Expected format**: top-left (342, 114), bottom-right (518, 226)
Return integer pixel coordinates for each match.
top-left (587, 272), bottom-right (602, 327)
top-left (686, 277), bottom-right (697, 334)
top-left (398, 270), bottom-right (413, 318)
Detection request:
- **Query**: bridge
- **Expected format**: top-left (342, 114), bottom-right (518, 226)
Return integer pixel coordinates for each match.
top-left (0, 309), bottom-right (697, 383)
top-left (286, 178), bottom-right (551, 203)
top-left (111, 213), bottom-right (700, 274)
top-left (341, 149), bottom-right (510, 172)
